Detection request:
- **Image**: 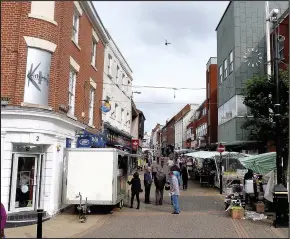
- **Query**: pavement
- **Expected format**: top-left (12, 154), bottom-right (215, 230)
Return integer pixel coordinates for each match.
top-left (5, 164), bottom-right (289, 238)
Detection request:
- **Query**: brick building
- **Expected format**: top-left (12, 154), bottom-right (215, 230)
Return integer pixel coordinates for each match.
top-left (206, 57), bottom-right (218, 145)
top-left (1, 1), bottom-right (108, 220)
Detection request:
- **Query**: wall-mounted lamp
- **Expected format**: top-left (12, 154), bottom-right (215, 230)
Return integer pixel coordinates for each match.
top-left (57, 144), bottom-right (61, 152)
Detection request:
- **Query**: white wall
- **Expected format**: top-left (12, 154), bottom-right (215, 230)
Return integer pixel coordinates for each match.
top-left (1, 109), bottom-right (84, 215)
top-left (174, 120), bottom-right (183, 149)
top-left (102, 38), bottom-right (133, 135)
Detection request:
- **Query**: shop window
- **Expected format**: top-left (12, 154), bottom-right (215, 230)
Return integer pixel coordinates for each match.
top-left (236, 95), bottom-right (247, 117)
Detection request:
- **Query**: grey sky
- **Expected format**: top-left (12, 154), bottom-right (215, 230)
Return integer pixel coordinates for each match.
top-left (93, 1), bottom-right (229, 133)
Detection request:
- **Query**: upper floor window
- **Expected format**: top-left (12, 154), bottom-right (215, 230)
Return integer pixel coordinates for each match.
top-left (88, 87), bottom-right (95, 126)
top-left (71, 2), bottom-right (82, 45)
top-left (116, 66), bottom-right (120, 85)
top-left (72, 12), bottom-right (80, 44)
top-left (219, 65), bottom-right (223, 84)
top-left (108, 55), bottom-right (113, 77)
top-left (91, 39), bottom-right (97, 67)
top-left (68, 69), bottom-right (77, 115)
top-left (115, 103), bottom-right (119, 120)
top-left (121, 108), bottom-right (124, 123)
top-left (223, 58), bottom-right (228, 79)
top-left (229, 51), bottom-right (233, 73)
top-left (122, 74), bottom-right (126, 90)
top-left (202, 108), bottom-right (206, 116)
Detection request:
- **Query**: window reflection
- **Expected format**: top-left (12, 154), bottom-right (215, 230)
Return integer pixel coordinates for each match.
top-left (218, 95), bottom-right (247, 125)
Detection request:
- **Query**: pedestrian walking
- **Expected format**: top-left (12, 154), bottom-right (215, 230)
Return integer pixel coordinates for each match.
top-left (167, 158), bottom-right (174, 168)
top-left (127, 172), bottom-right (142, 209)
top-left (169, 171), bottom-right (180, 214)
top-left (154, 168), bottom-right (166, 205)
top-left (1, 203), bottom-right (7, 239)
top-left (144, 167), bottom-right (153, 204)
top-left (181, 164), bottom-right (189, 190)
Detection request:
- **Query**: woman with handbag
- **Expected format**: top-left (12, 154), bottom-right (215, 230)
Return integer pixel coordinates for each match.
top-left (127, 172), bottom-right (142, 209)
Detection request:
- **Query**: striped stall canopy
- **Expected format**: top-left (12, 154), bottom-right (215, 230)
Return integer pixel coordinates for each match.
top-left (238, 152), bottom-right (276, 175)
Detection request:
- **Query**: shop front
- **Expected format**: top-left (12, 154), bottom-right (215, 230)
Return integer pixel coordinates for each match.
top-left (103, 122), bottom-right (132, 152)
top-left (1, 107), bottom-right (85, 221)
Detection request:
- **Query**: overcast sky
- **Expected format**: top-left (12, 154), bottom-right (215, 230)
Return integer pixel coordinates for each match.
top-left (93, 1), bottom-right (229, 133)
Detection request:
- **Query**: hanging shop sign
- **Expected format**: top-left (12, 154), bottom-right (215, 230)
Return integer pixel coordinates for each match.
top-left (101, 101), bottom-right (111, 113)
top-left (132, 139), bottom-right (139, 151)
top-left (24, 47), bottom-right (52, 106)
top-left (105, 128), bottom-right (131, 150)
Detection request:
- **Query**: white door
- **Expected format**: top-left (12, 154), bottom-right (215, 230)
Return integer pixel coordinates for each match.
top-left (10, 154), bottom-right (39, 212)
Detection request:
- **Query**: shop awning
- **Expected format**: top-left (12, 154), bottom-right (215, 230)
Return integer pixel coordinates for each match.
top-left (238, 152), bottom-right (276, 175)
top-left (185, 151), bottom-right (248, 159)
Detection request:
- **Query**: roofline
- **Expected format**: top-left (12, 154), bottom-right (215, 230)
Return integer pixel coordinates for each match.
top-left (82, 2), bottom-right (109, 44)
top-left (106, 31), bottom-right (133, 74)
top-left (215, 1), bottom-right (232, 31)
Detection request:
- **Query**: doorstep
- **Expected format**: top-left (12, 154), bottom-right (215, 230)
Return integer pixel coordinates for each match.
top-left (6, 211), bottom-right (50, 228)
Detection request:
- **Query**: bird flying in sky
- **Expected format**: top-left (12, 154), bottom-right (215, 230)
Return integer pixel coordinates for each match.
top-left (165, 39), bottom-right (171, 46)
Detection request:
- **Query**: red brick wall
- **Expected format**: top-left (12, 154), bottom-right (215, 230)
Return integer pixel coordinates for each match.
top-left (1, 2), bottom-right (105, 132)
top-left (166, 119), bottom-right (175, 146)
top-left (207, 64), bottom-right (218, 144)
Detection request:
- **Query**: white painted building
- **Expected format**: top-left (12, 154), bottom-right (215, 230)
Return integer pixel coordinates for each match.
top-left (175, 104), bottom-right (198, 149)
top-left (142, 132), bottom-right (151, 149)
top-left (102, 33), bottom-right (133, 135)
top-left (1, 108), bottom-right (85, 216)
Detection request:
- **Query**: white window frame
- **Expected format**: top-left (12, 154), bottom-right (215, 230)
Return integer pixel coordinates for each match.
top-left (229, 51), bottom-right (233, 73)
top-left (91, 39), bottom-right (97, 66)
top-left (219, 65), bottom-right (223, 84)
top-left (88, 87), bottom-right (95, 126)
top-left (71, 2), bottom-right (82, 46)
top-left (108, 55), bottom-right (113, 78)
top-left (121, 108), bottom-right (124, 123)
top-left (115, 103), bottom-right (119, 120)
top-left (68, 69), bottom-right (77, 116)
top-left (116, 66), bottom-right (120, 85)
top-left (224, 58), bottom-right (228, 79)
top-left (122, 74), bottom-right (126, 90)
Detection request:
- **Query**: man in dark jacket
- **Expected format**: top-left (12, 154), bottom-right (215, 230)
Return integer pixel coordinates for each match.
top-left (144, 167), bottom-right (153, 204)
top-left (154, 168), bottom-right (167, 205)
top-left (127, 172), bottom-right (142, 209)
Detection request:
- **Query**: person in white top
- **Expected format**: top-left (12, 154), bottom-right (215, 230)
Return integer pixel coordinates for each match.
top-left (167, 158), bottom-right (174, 167)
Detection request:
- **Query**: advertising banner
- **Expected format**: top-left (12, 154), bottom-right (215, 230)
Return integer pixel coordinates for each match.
top-left (24, 47), bottom-right (52, 106)
top-left (132, 139), bottom-right (139, 151)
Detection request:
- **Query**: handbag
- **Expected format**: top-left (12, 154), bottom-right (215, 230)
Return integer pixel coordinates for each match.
top-left (140, 188), bottom-right (143, 193)
top-left (165, 181), bottom-right (170, 191)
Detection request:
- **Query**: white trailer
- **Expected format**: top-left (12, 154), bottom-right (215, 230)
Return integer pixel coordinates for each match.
top-left (62, 148), bottom-right (133, 207)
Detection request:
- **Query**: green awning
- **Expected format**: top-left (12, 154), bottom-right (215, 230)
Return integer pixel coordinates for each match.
top-left (238, 152), bottom-right (276, 175)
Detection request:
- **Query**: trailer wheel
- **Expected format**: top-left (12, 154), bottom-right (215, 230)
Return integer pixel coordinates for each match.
top-left (118, 200), bottom-right (124, 209)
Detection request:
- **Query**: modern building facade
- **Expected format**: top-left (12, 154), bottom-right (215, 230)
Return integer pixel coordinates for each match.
top-left (216, 1), bottom-right (288, 144)
top-left (102, 32), bottom-right (133, 151)
top-left (1, 1), bottom-right (108, 219)
top-left (206, 57), bottom-right (218, 145)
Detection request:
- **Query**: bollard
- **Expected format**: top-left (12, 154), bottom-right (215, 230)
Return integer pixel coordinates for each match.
top-left (37, 209), bottom-right (44, 238)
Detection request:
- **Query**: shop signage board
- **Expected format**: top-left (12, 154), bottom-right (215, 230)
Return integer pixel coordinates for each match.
top-left (132, 139), bottom-right (139, 151)
top-left (24, 47), bottom-right (52, 106)
top-left (76, 133), bottom-right (106, 148)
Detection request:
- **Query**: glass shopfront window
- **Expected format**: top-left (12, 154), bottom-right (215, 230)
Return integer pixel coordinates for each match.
top-left (218, 95), bottom-right (247, 125)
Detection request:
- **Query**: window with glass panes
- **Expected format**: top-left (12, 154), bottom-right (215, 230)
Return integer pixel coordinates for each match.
top-left (91, 39), bottom-right (97, 66)
top-left (88, 88), bottom-right (95, 125)
top-left (229, 51), bottom-right (233, 73)
top-left (223, 58), bottom-right (228, 79)
top-left (68, 69), bottom-right (76, 115)
top-left (219, 65), bottom-right (223, 83)
top-left (72, 11), bottom-right (79, 43)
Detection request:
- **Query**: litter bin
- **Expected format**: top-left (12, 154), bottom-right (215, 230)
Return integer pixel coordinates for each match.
top-left (273, 184), bottom-right (289, 228)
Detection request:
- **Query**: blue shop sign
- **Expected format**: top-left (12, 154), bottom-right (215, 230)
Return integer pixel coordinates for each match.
top-left (77, 134), bottom-right (106, 148)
